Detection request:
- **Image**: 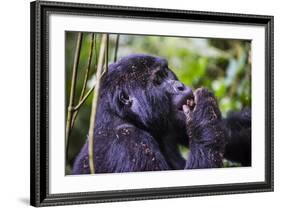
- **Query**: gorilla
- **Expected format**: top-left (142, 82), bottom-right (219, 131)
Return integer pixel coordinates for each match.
top-left (72, 54), bottom-right (251, 174)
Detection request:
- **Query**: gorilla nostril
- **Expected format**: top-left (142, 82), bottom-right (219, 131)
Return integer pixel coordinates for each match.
top-left (187, 88), bottom-right (194, 98)
top-left (182, 87), bottom-right (194, 100)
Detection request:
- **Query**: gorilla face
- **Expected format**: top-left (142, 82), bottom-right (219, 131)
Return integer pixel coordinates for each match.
top-left (158, 76), bottom-right (194, 126)
top-left (100, 54), bottom-right (193, 135)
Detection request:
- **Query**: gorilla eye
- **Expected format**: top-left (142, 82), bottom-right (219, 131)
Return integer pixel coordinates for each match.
top-left (119, 91), bottom-right (132, 106)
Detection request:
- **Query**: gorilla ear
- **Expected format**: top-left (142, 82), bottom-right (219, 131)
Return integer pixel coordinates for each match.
top-left (119, 91), bottom-right (132, 106)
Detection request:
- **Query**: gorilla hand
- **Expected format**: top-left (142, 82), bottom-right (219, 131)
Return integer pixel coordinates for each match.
top-left (183, 87), bottom-right (226, 169)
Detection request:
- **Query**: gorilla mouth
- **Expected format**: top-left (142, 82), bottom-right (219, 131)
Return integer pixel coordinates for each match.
top-left (185, 97), bottom-right (195, 110)
top-left (177, 94), bottom-right (195, 112)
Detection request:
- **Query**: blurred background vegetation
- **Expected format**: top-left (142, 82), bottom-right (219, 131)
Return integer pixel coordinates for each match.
top-left (65, 32), bottom-right (251, 174)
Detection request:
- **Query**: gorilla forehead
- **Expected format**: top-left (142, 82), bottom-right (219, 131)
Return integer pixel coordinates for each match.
top-left (105, 54), bottom-right (168, 87)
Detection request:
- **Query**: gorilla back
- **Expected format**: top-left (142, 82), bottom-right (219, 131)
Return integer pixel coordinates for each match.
top-left (72, 54), bottom-right (251, 174)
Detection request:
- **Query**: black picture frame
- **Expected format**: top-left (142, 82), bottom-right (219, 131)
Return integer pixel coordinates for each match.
top-left (30, 0), bottom-right (274, 207)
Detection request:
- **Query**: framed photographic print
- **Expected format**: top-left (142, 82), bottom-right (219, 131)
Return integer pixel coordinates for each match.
top-left (30, 0), bottom-right (274, 207)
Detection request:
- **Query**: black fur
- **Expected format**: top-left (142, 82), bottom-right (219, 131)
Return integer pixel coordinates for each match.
top-left (224, 108), bottom-right (251, 166)
top-left (72, 54), bottom-right (251, 174)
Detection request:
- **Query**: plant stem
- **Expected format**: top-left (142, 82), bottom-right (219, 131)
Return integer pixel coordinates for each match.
top-left (65, 32), bottom-right (83, 157)
top-left (80, 33), bottom-right (95, 100)
top-left (106, 34), bottom-right (109, 72)
top-left (73, 83), bottom-right (96, 111)
top-left (114, 34), bottom-right (119, 62)
top-left (88, 34), bottom-right (108, 174)
top-left (71, 33), bottom-right (95, 128)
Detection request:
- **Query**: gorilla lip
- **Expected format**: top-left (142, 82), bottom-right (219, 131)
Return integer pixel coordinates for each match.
top-left (178, 95), bottom-right (195, 111)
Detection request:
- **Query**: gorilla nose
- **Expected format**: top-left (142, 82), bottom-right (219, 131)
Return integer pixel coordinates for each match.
top-left (174, 81), bottom-right (193, 98)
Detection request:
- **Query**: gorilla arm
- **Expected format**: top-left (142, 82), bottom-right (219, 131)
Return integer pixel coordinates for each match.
top-left (224, 108), bottom-right (251, 166)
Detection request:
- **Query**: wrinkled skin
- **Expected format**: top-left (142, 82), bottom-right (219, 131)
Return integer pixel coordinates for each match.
top-left (72, 54), bottom-right (251, 174)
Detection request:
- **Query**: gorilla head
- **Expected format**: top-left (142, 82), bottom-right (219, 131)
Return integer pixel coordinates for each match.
top-left (98, 54), bottom-right (194, 137)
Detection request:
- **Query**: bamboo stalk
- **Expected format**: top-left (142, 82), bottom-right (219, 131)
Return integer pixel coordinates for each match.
top-left (80, 33), bottom-right (95, 99)
top-left (73, 83), bottom-right (96, 111)
top-left (105, 34), bottom-right (109, 72)
top-left (88, 34), bottom-right (108, 174)
top-left (71, 33), bottom-right (95, 128)
top-left (114, 34), bottom-right (119, 62)
top-left (65, 32), bottom-right (83, 157)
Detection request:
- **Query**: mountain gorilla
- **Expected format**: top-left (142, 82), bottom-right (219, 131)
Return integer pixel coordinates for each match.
top-left (72, 54), bottom-right (251, 174)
